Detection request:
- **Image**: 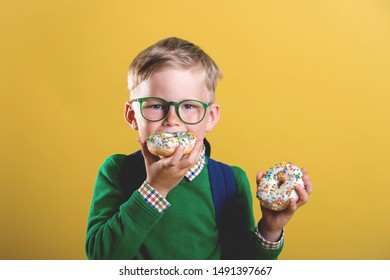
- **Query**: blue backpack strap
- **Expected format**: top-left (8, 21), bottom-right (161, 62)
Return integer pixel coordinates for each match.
top-left (207, 157), bottom-right (237, 225)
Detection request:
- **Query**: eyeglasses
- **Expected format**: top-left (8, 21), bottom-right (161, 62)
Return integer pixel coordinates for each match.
top-left (130, 97), bottom-right (212, 125)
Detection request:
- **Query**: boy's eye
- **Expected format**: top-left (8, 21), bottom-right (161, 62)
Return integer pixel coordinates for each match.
top-left (143, 101), bottom-right (167, 110)
top-left (181, 102), bottom-right (200, 110)
top-left (151, 104), bottom-right (163, 110)
top-left (182, 104), bottom-right (194, 109)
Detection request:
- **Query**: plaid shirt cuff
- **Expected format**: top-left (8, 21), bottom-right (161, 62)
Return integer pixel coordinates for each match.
top-left (254, 227), bottom-right (284, 249)
top-left (138, 181), bottom-right (171, 212)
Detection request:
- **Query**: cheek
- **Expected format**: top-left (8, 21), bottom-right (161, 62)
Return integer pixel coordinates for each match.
top-left (188, 125), bottom-right (207, 142)
top-left (137, 120), bottom-right (163, 138)
top-left (138, 122), bottom-right (154, 136)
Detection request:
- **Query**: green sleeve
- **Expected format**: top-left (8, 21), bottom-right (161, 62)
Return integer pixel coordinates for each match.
top-left (231, 166), bottom-right (283, 260)
top-left (85, 154), bottom-right (164, 260)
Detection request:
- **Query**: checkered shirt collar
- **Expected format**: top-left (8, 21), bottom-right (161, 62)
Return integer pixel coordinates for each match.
top-left (185, 145), bottom-right (206, 181)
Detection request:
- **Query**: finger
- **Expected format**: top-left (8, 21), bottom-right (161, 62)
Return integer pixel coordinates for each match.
top-left (167, 145), bottom-right (184, 166)
top-left (138, 137), bottom-right (158, 164)
top-left (301, 168), bottom-right (313, 195)
top-left (301, 167), bottom-right (312, 184)
top-left (184, 140), bottom-right (203, 167)
top-left (256, 171), bottom-right (264, 185)
top-left (302, 175), bottom-right (313, 195)
top-left (287, 198), bottom-right (298, 214)
top-left (295, 184), bottom-right (309, 207)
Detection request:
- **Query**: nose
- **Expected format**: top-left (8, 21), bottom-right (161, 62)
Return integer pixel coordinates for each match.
top-left (163, 105), bottom-right (181, 126)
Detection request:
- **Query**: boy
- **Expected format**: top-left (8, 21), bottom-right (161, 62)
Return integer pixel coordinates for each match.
top-left (85, 37), bottom-right (312, 260)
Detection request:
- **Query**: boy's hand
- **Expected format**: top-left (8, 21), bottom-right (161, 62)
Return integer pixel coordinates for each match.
top-left (138, 137), bottom-right (203, 198)
top-left (256, 168), bottom-right (313, 242)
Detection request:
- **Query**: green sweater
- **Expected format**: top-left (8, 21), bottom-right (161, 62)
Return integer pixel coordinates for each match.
top-left (85, 154), bottom-right (283, 260)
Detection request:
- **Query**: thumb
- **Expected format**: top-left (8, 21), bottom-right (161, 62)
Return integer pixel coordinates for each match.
top-left (256, 171), bottom-right (264, 185)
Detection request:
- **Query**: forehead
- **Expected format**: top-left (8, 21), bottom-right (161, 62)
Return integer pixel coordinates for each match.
top-left (132, 68), bottom-right (213, 101)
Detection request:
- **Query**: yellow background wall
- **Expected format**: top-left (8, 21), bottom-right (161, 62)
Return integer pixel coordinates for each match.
top-left (1, 0), bottom-right (389, 259)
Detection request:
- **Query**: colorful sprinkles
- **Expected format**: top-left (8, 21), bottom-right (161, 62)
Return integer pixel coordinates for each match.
top-left (146, 131), bottom-right (197, 156)
top-left (256, 162), bottom-right (304, 211)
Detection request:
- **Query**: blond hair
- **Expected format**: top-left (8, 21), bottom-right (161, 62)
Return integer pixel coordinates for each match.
top-left (127, 37), bottom-right (222, 99)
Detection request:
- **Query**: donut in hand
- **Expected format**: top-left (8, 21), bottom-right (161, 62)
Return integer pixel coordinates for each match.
top-left (146, 131), bottom-right (198, 157)
top-left (257, 162), bottom-right (304, 211)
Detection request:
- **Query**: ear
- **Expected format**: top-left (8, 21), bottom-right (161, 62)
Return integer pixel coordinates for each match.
top-left (124, 102), bottom-right (138, 130)
top-left (205, 103), bottom-right (220, 132)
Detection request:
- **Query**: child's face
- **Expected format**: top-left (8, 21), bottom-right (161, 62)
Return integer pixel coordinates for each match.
top-left (125, 68), bottom-right (220, 142)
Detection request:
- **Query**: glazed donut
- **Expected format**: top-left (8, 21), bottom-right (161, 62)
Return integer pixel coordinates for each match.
top-left (146, 131), bottom-right (198, 157)
top-left (257, 162), bottom-right (304, 211)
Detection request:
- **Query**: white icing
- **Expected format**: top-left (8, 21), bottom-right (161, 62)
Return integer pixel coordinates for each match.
top-left (257, 162), bottom-right (304, 211)
top-left (146, 131), bottom-right (197, 155)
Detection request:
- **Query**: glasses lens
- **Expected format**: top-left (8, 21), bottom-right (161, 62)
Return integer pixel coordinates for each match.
top-left (178, 100), bottom-right (206, 124)
top-left (141, 98), bottom-right (169, 121)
